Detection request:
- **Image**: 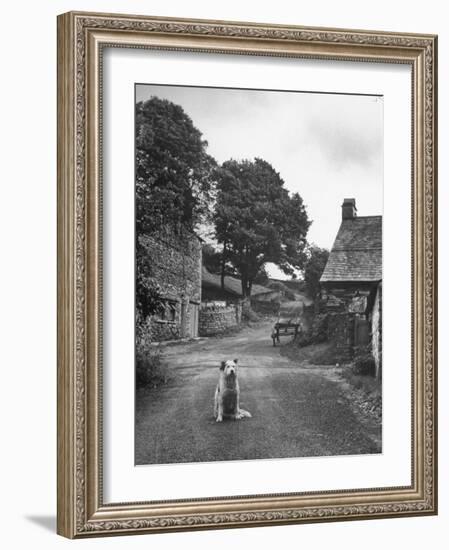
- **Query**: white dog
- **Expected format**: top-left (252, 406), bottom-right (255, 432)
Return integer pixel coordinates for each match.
top-left (214, 359), bottom-right (252, 422)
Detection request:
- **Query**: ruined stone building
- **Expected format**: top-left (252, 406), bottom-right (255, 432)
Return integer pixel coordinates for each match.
top-left (320, 198), bottom-right (382, 377)
top-left (139, 227), bottom-right (202, 342)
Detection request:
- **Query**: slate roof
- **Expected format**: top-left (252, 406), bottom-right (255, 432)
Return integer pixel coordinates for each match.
top-left (202, 266), bottom-right (274, 297)
top-left (320, 216), bottom-right (382, 283)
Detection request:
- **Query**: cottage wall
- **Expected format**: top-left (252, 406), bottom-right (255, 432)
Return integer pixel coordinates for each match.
top-left (320, 284), bottom-right (372, 313)
top-left (149, 304), bottom-right (182, 341)
top-left (321, 283), bottom-right (377, 363)
top-left (371, 283), bottom-right (382, 378)
top-left (319, 203), bottom-right (382, 370)
top-left (139, 228), bottom-right (202, 342)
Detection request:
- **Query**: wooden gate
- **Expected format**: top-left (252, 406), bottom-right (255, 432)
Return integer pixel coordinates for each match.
top-left (189, 302), bottom-right (199, 338)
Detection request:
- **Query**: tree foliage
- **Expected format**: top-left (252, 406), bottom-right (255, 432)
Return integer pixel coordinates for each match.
top-left (213, 158), bottom-right (311, 297)
top-left (253, 266), bottom-right (270, 286)
top-left (201, 244), bottom-right (222, 274)
top-left (136, 97), bottom-right (216, 233)
top-left (136, 237), bottom-right (165, 319)
top-left (303, 245), bottom-right (330, 299)
top-left (136, 97), bottom-right (216, 319)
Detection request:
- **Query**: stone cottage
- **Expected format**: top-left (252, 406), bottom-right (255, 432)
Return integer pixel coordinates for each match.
top-left (320, 198), bottom-right (382, 377)
top-left (139, 227), bottom-right (202, 342)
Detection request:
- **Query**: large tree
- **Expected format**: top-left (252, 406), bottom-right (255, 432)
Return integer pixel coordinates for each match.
top-left (303, 245), bottom-right (330, 299)
top-left (214, 158), bottom-right (311, 297)
top-left (136, 96), bottom-right (217, 233)
top-left (135, 97), bottom-right (217, 319)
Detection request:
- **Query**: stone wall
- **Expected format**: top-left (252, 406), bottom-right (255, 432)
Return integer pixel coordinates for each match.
top-left (199, 303), bottom-right (241, 336)
top-left (139, 227), bottom-right (201, 342)
top-left (371, 283), bottom-right (382, 378)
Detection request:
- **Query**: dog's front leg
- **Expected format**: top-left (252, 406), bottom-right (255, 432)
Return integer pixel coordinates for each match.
top-left (214, 387), bottom-right (219, 419)
top-left (215, 390), bottom-right (223, 422)
top-left (214, 389), bottom-right (224, 422)
top-left (216, 400), bottom-right (223, 422)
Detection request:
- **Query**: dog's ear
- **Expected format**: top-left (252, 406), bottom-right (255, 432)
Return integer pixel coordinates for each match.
top-left (220, 361), bottom-right (226, 370)
top-left (233, 358), bottom-right (238, 364)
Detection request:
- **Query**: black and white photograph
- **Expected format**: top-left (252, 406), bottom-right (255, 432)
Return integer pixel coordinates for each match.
top-left (134, 83), bottom-right (383, 466)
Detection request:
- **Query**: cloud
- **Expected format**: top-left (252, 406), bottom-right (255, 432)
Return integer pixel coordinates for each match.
top-left (135, 84), bottom-right (383, 248)
top-left (306, 98), bottom-right (383, 170)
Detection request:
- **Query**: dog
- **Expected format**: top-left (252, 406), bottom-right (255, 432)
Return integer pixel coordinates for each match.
top-left (214, 359), bottom-right (252, 422)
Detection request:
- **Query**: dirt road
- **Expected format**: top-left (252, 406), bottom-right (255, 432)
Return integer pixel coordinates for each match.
top-left (135, 321), bottom-right (381, 465)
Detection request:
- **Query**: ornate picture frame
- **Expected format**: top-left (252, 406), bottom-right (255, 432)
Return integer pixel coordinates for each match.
top-left (57, 11), bottom-right (437, 538)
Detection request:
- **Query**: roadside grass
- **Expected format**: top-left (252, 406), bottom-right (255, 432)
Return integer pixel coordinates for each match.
top-left (280, 339), bottom-right (382, 422)
top-left (136, 344), bottom-right (169, 389)
top-left (339, 367), bottom-right (380, 393)
top-left (339, 365), bottom-right (382, 421)
top-left (279, 340), bottom-right (336, 366)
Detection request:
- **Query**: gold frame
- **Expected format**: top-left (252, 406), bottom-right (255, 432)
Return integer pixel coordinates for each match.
top-left (57, 11), bottom-right (438, 538)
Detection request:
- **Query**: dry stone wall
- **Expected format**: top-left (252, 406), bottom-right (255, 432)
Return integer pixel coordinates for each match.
top-left (199, 303), bottom-right (241, 336)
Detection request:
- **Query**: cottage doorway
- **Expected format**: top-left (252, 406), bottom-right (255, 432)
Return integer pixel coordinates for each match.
top-left (354, 317), bottom-right (370, 347)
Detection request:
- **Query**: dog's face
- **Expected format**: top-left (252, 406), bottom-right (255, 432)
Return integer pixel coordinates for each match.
top-left (220, 359), bottom-right (238, 383)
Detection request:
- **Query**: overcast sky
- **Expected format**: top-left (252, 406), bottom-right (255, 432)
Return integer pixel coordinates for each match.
top-left (136, 84), bottom-right (383, 277)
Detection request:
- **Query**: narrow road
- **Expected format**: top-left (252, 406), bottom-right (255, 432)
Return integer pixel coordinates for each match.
top-left (135, 320), bottom-right (380, 465)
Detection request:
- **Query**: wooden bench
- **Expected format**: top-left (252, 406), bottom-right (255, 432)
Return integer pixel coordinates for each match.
top-left (271, 321), bottom-right (301, 346)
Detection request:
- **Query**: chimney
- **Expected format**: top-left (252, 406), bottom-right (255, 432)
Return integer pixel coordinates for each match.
top-left (342, 198), bottom-right (357, 220)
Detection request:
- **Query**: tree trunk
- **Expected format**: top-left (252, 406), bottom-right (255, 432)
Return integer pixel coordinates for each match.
top-left (241, 274), bottom-right (247, 298)
top-left (220, 241), bottom-right (226, 290)
top-left (241, 276), bottom-right (252, 298)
